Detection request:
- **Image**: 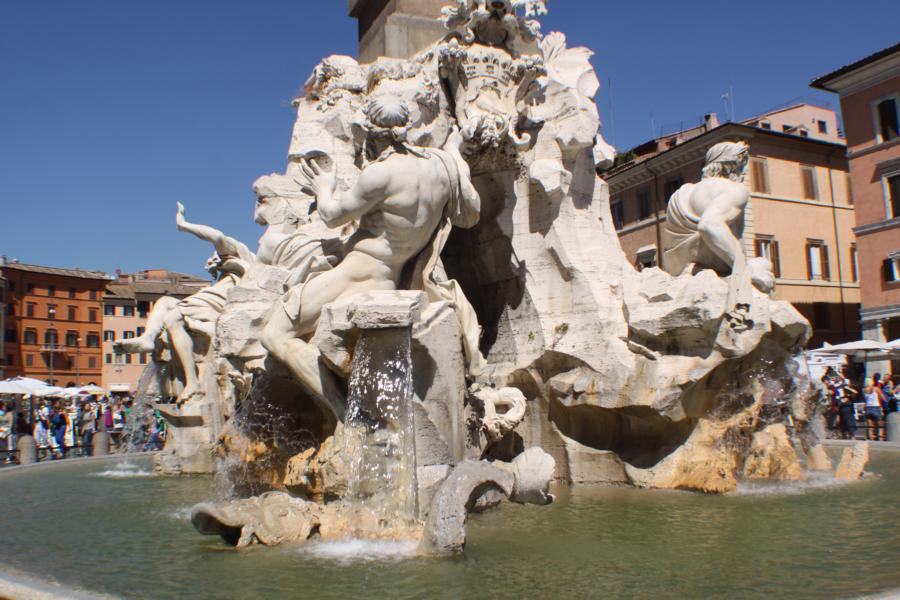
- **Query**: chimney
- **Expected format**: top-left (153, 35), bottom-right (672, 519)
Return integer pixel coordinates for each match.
top-left (704, 113), bottom-right (720, 131)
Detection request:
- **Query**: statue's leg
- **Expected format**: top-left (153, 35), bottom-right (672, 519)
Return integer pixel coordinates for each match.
top-left (114, 296), bottom-right (180, 353)
top-left (163, 310), bottom-right (201, 404)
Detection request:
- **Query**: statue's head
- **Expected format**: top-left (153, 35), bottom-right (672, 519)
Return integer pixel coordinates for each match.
top-left (702, 141), bottom-right (749, 181)
top-left (362, 95), bottom-right (411, 159)
top-left (252, 174), bottom-right (308, 227)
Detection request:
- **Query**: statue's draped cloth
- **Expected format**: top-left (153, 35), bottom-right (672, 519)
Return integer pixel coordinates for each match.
top-left (663, 183), bottom-right (699, 276)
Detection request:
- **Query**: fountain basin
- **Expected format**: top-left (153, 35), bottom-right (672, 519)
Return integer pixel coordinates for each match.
top-left (1, 449), bottom-right (899, 599)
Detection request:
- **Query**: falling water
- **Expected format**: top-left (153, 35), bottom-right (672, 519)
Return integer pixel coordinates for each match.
top-left (344, 327), bottom-right (418, 535)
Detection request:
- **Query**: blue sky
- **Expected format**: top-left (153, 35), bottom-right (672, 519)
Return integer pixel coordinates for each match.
top-left (1, 1), bottom-right (897, 277)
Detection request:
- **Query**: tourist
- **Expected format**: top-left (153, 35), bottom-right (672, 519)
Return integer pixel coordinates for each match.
top-left (51, 401), bottom-right (68, 459)
top-left (833, 373), bottom-right (858, 440)
top-left (80, 402), bottom-right (96, 457)
top-left (822, 369), bottom-right (841, 436)
top-left (883, 375), bottom-right (897, 415)
top-left (0, 400), bottom-right (10, 463)
top-left (862, 380), bottom-right (885, 442)
top-left (103, 402), bottom-right (114, 432)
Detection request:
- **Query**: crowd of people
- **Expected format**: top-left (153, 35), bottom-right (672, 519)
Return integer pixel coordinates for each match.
top-left (823, 369), bottom-right (899, 441)
top-left (0, 395), bottom-right (166, 464)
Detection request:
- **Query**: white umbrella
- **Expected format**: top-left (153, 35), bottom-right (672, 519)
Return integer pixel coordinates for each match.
top-left (0, 380), bottom-right (33, 394)
top-left (819, 340), bottom-right (893, 362)
top-left (33, 386), bottom-right (66, 398)
top-left (79, 384), bottom-right (105, 395)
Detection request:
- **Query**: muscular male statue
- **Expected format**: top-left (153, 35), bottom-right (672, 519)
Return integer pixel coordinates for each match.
top-left (663, 141), bottom-right (774, 320)
top-left (261, 95), bottom-right (482, 423)
top-left (115, 176), bottom-right (333, 404)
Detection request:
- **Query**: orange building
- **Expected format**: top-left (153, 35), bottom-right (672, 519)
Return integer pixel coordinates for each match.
top-left (0, 258), bottom-right (111, 386)
top-left (812, 42), bottom-right (900, 374)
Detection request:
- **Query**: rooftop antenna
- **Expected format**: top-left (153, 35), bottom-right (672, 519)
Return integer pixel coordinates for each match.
top-left (721, 84), bottom-right (735, 122)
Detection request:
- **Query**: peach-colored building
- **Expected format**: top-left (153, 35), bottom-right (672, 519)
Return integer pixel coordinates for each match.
top-left (812, 42), bottom-right (900, 373)
top-left (606, 107), bottom-right (859, 348)
top-left (102, 269), bottom-right (210, 394)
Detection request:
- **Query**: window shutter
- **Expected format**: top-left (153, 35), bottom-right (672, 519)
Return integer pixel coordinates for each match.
top-left (802, 167), bottom-right (818, 200)
top-left (754, 239), bottom-right (763, 257)
top-left (821, 245), bottom-right (831, 280)
top-left (805, 244), bottom-right (813, 279)
top-left (772, 240), bottom-right (781, 278)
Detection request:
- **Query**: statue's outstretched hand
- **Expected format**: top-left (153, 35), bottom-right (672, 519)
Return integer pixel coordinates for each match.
top-left (175, 201), bottom-right (188, 230)
top-left (297, 156), bottom-right (336, 199)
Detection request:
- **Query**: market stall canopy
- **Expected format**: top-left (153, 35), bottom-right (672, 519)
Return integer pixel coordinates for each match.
top-left (0, 377), bottom-right (53, 395)
top-left (33, 386), bottom-right (67, 398)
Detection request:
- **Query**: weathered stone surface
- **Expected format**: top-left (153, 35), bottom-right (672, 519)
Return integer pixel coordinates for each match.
top-left (742, 424), bottom-right (803, 481)
top-left (835, 442), bottom-right (869, 481)
top-left (419, 461), bottom-right (515, 555)
top-left (283, 424), bottom-right (350, 500)
top-left (192, 492), bottom-right (319, 548)
top-left (503, 447), bottom-right (556, 505)
top-left (349, 291), bottom-right (426, 329)
top-left (16, 435), bottom-right (36, 465)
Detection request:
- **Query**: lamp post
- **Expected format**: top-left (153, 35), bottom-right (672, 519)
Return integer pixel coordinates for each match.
top-left (48, 305), bottom-right (56, 386)
top-left (75, 337), bottom-right (81, 386)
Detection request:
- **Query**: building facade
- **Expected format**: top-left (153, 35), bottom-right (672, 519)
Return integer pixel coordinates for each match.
top-left (605, 110), bottom-right (860, 348)
top-left (0, 259), bottom-right (111, 386)
top-left (812, 43), bottom-right (900, 373)
top-left (102, 269), bottom-right (210, 393)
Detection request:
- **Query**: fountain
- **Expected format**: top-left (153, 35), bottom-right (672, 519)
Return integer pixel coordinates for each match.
top-left (3, 3), bottom-right (898, 598)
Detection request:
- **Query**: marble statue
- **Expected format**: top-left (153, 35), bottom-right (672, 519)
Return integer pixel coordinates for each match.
top-left (261, 95), bottom-right (484, 423)
top-left (662, 141), bottom-right (776, 326)
top-left (113, 0), bottom-right (841, 554)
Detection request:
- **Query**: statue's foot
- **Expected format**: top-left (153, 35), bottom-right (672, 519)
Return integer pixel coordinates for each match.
top-left (747, 257), bottom-right (776, 293)
top-left (112, 335), bottom-right (155, 354)
top-left (176, 383), bottom-right (203, 407)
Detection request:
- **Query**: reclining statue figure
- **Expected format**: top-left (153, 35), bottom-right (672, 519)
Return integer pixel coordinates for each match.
top-left (262, 94), bottom-right (484, 425)
top-left (662, 141), bottom-right (774, 326)
top-left (115, 176), bottom-right (334, 404)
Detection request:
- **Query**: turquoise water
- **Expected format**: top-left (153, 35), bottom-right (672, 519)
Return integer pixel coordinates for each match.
top-left (0, 451), bottom-right (898, 599)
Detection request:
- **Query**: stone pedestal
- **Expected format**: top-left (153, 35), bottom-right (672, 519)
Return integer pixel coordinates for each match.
top-left (155, 402), bottom-right (217, 475)
top-left (887, 412), bottom-right (900, 443)
top-left (92, 431), bottom-right (110, 457)
top-left (349, 0), bottom-right (449, 63)
top-left (16, 435), bottom-right (36, 465)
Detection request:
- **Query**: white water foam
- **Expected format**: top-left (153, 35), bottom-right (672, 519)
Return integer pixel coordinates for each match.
top-left (733, 473), bottom-right (851, 497)
top-left (301, 539), bottom-right (418, 563)
top-left (166, 506), bottom-right (194, 521)
top-left (95, 462), bottom-right (153, 478)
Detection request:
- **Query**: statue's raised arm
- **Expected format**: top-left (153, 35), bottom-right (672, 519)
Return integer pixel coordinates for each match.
top-left (175, 202), bottom-right (255, 264)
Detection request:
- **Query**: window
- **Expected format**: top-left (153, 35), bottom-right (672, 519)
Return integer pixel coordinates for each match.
top-left (6, 354), bottom-right (13, 367)
top-left (114, 353), bottom-right (124, 365)
top-left (85, 333), bottom-right (100, 348)
top-left (67, 306), bottom-right (76, 321)
top-left (68, 288), bottom-right (76, 299)
top-left (103, 330), bottom-right (115, 341)
top-left (4, 329), bottom-right (15, 343)
top-left (88, 308), bottom-right (98, 323)
top-left (89, 290), bottom-right (98, 300)
top-left (26, 302), bottom-right (35, 317)
top-left (44, 328), bottom-right (58, 346)
top-left (611, 201), bottom-right (624, 229)
top-left (6, 303), bottom-right (13, 316)
top-left (884, 256), bottom-right (900, 283)
top-left (846, 173), bottom-right (854, 205)
top-left (638, 188), bottom-right (652, 220)
top-left (88, 356), bottom-right (96, 369)
top-left (105, 353), bottom-right (112, 364)
top-left (25, 354), bottom-right (33, 367)
top-left (875, 97), bottom-right (900, 143)
top-left (123, 305), bottom-right (135, 317)
top-left (750, 158), bottom-right (770, 194)
top-left (806, 240), bottom-right (831, 280)
top-left (664, 177), bottom-right (684, 201)
top-left (782, 124), bottom-right (792, 132)
top-left (754, 236), bottom-right (781, 278)
top-left (23, 329), bottom-right (37, 345)
top-left (104, 304), bottom-right (116, 316)
top-left (136, 326), bottom-right (145, 337)
top-left (26, 283), bottom-right (34, 294)
top-left (636, 248), bottom-right (657, 271)
top-left (137, 301), bottom-right (150, 317)
top-left (65, 332), bottom-right (78, 347)
top-left (850, 244), bottom-right (858, 283)
top-left (813, 303), bottom-right (831, 330)
top-left (139, 353), bottom-right (148, 365)
top-left (125, 354), bottom-right (132, 365)
top-left (123, 331), bottom-right (135, 339)
top-left (885, 174), bottom-right (900, 219)
top-left (47, 285), bottom-right (55, 297)
top-left (817, 120), bottom-right (828, 134)
top-left (8, 281), bottom-right (14, 292)
top-left (760, 121), bottom-right (772, 130)
top-left (47, 304), bottom-right (57, 320)
top-left (66, 357), bottom-right (74, 370)
top-left (801, 166), bottom-right (819, 200)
